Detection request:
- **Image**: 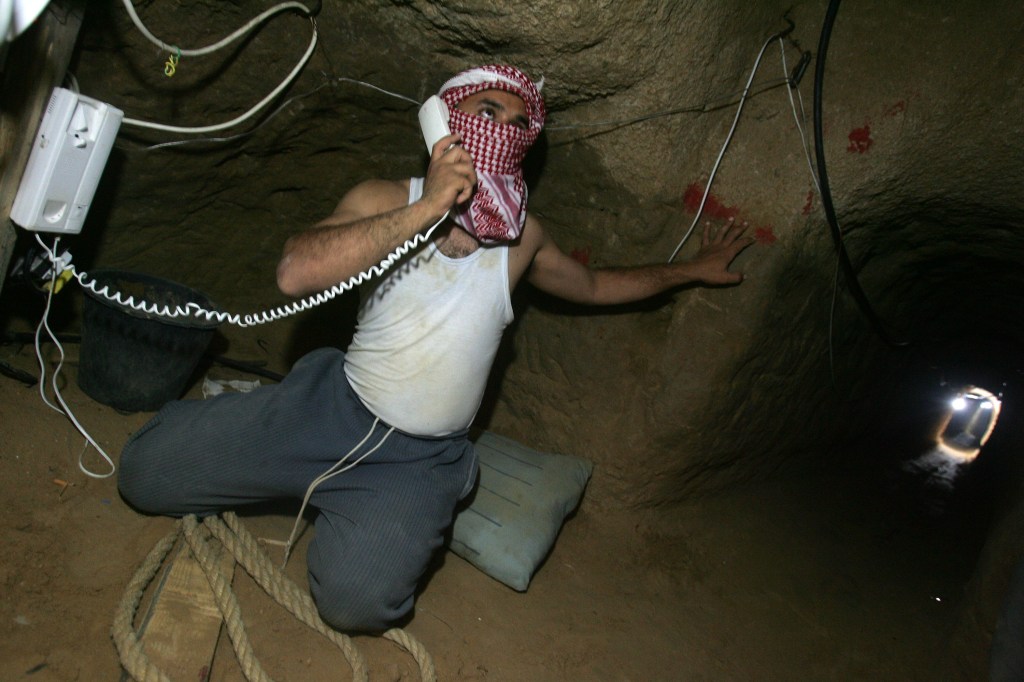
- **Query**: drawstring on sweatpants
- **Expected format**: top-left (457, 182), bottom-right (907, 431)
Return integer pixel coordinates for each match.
top-left (281, 417), bottom-right (396, 566)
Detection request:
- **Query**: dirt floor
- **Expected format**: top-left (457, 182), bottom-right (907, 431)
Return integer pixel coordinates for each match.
top-left (0, 333), bottom-right (987, 681)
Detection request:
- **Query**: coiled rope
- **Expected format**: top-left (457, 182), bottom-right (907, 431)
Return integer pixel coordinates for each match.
top-left (112, 512), bottom-right (436, 682)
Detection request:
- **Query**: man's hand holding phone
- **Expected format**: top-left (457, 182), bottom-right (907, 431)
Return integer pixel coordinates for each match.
top-left (420, 96), bottom-right (476, 214)
top-left (423, 133), bottom-right (476, 215)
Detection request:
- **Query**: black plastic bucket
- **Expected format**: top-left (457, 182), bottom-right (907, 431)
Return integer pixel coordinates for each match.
top-left (77, 269), bottom-right (220, 412)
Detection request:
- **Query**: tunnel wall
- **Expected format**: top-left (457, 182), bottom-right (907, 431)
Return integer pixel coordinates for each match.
top-left (3, 0), bottom-right (1021, 508)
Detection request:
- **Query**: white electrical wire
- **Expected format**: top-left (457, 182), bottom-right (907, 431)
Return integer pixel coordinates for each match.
top-left (777, 39), bottom-right (843, 385)
top-left (34, 258), bottom-right (65, 415)
top-left (778, 40), bottom-right (821, 195)
top-left (33, 236), bottom-right (116, 479)
top-left (117, 0), bottom-right (319, 135)
top-left (661, 35), bottom-right (848, 385)
top-left (120, 0), bottom-right (311, 57)
top-left (280, 419), bottom-right (395, 567)
top-left (125, 74), bottom-right (420, 152)
top-left (128, 81), bottom-right (331, 151)
top-left (43, 212), bottom-right (449, 329)
top-left (121, 18), bottom-right (318, 135)
top-left (545, 77), bottom-right (792, 133)
top-left (326, 75), bottom-right (421, 106)
top-left (667, 35), bottom-right (780, 263)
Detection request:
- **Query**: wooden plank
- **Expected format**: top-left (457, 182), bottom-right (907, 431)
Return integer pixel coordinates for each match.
top-left (139, 540), bottom-right (235, 681)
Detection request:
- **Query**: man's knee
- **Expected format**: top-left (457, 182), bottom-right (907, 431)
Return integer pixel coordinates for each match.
top-left (308, 563), bottom-right (414, 633)
top-left (117, 413), bottom-right (186, 513)
top-left (118, 439), bottom-right (168, 512)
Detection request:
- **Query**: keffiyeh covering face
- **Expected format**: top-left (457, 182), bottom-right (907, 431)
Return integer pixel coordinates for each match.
top-left (438, 64), bottom-right (546, 243)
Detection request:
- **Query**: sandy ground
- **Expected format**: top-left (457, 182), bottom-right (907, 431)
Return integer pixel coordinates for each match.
top-left (0, 334), bottom-right (985, 681)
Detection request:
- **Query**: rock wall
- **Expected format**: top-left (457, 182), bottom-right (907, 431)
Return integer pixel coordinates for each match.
top-left (39, 0), bottom-right (1021, 511)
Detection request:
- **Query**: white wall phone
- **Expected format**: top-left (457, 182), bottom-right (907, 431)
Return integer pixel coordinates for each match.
top-left (418, 95), bottom-right (450, 153)
top-left (11, 88), bottom-right (124, 235)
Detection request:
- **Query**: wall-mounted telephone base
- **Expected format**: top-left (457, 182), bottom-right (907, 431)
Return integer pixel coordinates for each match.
top-left (10, 87), bottom-right (123, 235)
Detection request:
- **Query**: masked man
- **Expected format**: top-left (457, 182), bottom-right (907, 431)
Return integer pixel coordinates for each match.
top-left (119, 65), bottom-right (753, 632)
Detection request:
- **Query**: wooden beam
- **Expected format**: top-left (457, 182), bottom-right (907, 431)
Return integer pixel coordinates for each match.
top-left (135, 540), bottom-right (236, 680)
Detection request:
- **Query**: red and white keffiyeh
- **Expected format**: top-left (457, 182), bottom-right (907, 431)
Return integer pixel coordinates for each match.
top-left (438, 64), bottom-right (546, 243)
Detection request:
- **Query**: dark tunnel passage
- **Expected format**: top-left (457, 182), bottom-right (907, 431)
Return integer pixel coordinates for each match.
top-left (799, 207), bottom-right (1024, 673)
top-left (848, 211), bottom-right (1024, 467)
top-left (649, 198), bottom-right (1024, 673)
top-left (822, 207), bottom-right (1022, 498)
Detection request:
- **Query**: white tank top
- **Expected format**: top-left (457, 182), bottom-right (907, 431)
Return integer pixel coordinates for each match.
top-left (344, 178), bottom-right (514, 436)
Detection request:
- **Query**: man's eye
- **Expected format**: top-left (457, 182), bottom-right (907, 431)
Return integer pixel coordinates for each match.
top-left (479, 108), bottom-right (496, 121)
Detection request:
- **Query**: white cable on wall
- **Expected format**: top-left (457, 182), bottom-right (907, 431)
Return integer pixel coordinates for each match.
top-left (778, 40), bottom-right (821, 195)
top-left (121, 0), bottom-right (311, 57)
top-left (118, 1), bottom-right (319, 135)
top-left (667, 34), bottom-right (779, 263)
top-left (777, 38), bottom-right (843, 384)
top-left (121, 21), bottom-right (318, 135)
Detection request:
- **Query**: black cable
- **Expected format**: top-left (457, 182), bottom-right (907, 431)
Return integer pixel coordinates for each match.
top-left (0, 359), bottom-right (37, 386)
top-left (790, 51), bottom-right (812, 88)
top-left (813, 0), bottom-right (910, 348)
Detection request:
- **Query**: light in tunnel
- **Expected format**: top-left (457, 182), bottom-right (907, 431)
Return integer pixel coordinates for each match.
top-left (899, 386), bottom-right (1003, 503)
top-left (936, 386), bottom-right (1002, 461)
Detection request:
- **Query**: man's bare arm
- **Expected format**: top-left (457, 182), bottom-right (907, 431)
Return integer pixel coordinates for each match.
top-left (277, 181), bottom-right (438, 296)
top-left (276, 133), bottom-right (477, 297)
top-left (527, 220), bottom-right (754, 305)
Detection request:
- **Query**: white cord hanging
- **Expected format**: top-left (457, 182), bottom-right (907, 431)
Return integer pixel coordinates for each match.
top-left (281, 419), bottom-right (395, 567)
top-left (667, 35), bottom-right (778, 263)
top-left (34, 237), bottom-right (116, 479)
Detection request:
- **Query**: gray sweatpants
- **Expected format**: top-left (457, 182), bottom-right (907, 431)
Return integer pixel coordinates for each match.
top-left (118, 347), bottom-right (478, 632)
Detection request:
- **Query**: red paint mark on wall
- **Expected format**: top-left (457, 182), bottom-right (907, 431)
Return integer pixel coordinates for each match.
top-left (883, 100), bottom-right (907, 118)
top-left (570, 247), bottom-right (591, 266)
top-left (847, 125), bottom-right (873, 153)
top-left (802, 190), bottom-right (815, 216)
top-left (754, 226), bottom-right (777, 245)
top-left (680, 182), bottom-right (779, 245)
top-left (683, 183), bottom-right (740, 221)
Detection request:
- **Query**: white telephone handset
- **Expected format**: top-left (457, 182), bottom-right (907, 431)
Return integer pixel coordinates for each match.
top-left (418, 95), bottom-right (451, 153)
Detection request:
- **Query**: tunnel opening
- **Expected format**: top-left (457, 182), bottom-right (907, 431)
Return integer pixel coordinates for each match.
top-left (938, 386), bottom-right (1002, 458)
